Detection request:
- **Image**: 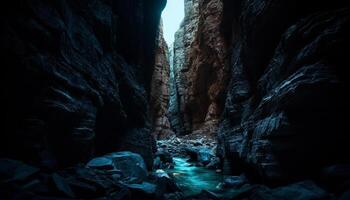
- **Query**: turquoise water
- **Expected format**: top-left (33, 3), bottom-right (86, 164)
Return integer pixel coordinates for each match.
top-left (166, 157), bottom-right (224, 196)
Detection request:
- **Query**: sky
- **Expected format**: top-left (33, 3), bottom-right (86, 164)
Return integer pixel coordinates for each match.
top-left (161, 0), bottom-right (185, 46)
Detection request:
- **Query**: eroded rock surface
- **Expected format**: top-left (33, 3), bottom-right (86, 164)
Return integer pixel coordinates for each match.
top-left (151, 20), bottom-right (174, 140)
top-left (169, 0), bottom-right (229, 136)
top-left (0, 153), bottom-right (181, 200)
top-left (0, 0), bottom-right (166, 168)
top-left (218, 0), bottom-right (350, 183)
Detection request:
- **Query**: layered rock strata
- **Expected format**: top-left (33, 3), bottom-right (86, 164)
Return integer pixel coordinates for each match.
top-left (0, 0), bottom-right (166, 169)
top-left (218, 0), bottom-right (350, 183)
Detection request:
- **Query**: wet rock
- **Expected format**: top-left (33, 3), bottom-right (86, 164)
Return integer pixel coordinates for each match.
top-left (206, 157), bottom-right (221, 169)
top-left (155, 150), bottom-right (173, 164)
top-left (223, 174), bottom-right (247, 189)
top-left (154, 150), bottom-right (174, 170)
top-left (149, 170), bottom-right (180, 196)
top-left (197, 148), bottom-right (214, 165)
top-left (86, 157), bottom-right (115, 171)
top-left (106, 151), bottom-right (148, 181)
top-left (154, 169), bottom-right (171, 179)
top-left (185, 147), bottom-right (214, 166)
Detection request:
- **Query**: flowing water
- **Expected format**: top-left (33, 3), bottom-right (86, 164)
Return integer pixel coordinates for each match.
top-left (165, 157), bottom-right (224, 196)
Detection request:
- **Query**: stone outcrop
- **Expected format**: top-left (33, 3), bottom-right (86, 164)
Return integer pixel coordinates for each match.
top-left (0, 153), bottom-right (181, 200)
top-left (150, 20), bottom-right (174, 139)
top-left (0, 0), bottom-right (166, 169)
top-left (169, 0), bottom-right (229, 136)
top-left (218, 0), bottom-right (350, 183)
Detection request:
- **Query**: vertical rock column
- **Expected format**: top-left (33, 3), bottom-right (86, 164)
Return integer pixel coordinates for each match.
top-left (150, 20), bottom-right (174, 139)
top-left (169, 0), bottom-right (229, 136)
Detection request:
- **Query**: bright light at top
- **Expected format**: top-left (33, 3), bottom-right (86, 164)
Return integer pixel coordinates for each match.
top-left (161, 0), bottom-right (185, 46)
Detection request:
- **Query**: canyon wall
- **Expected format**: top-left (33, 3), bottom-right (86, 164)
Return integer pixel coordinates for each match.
top-left (218, 0), bottom-right (350, 183)
top-left (0, 0), bottom-right (166, 169)
top-left (150, 20), bottom-right (174, 139)
top-left (169, 0), bottom-right (229, 136)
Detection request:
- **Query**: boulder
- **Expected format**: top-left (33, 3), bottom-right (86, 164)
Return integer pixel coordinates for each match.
top-left (184, 146), bottom-right (214, 165)
top-left (154, 169), bottom-right (171, 179)
top-left (155, 150), bottom-right (173, 164)
top-left (106, 151), bottom-right (148, 181)
top-left (150, 170), bottom-right (180, 195)
top-left (223, 174), bottom-right (247, 189)
top-left (197, 148), bottom-right (214, 165)
top-left (153, 151), bottom-right (175, 170)
top-left (86, 157), bottom-right (114, 171)
top-left (86, 151), bottom-right (148, 181)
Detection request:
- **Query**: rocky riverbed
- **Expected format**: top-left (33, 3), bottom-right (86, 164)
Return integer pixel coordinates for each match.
top-left (2, 143), bottom-right (350, 200)
top-left (153, 135), bottom-right (251, 198)
top-left (152, 135), bottom-right (350, 200)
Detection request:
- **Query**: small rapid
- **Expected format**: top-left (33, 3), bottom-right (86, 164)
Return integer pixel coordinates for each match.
top-left (165, 157), bottom-right (224, 196)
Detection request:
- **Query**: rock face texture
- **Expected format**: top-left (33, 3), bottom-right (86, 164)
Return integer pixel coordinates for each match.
top-left (0, 0), bottom-right (166, 169)
top-left (169, 0), bottom-right (229, 136)
top-left (150, 20), bottom-right (174, 139)
top-left (218, 0), bottom-right (350, 183)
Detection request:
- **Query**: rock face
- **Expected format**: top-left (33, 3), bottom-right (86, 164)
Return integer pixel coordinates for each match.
top-left (0, 0), bottom-right (166, 169)
top-left (150, 20), bottom-right (174, 140)
top-left (218, 0), bottom-right (350, 183)
top-left (169, 0), bottom-right (229, 136)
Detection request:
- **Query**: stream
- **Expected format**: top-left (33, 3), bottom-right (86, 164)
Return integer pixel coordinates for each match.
top-left (165, 157), bottom-right (237, 197)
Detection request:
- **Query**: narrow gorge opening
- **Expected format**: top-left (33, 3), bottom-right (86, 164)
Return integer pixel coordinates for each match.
top-left (1, 0), bottom-right (349, 199)
top-left (150, 0), bottom-right (237, 196)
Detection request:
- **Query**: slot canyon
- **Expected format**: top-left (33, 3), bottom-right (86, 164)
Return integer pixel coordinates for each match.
top-left (0, 0), bottom-right (349, 199)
